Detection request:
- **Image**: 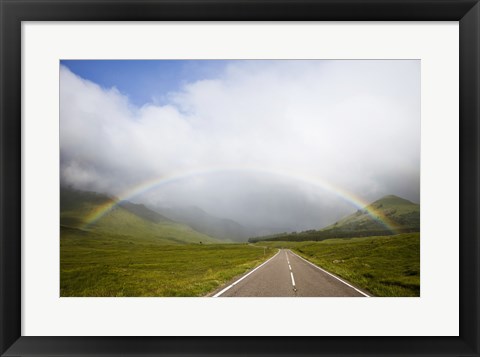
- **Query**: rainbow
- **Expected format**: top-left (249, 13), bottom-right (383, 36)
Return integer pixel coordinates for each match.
top-left (80, 166), bottom-right (401, 233)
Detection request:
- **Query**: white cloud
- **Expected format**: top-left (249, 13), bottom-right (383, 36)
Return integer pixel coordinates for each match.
top-left (60, 60), bottom-right (420, 230)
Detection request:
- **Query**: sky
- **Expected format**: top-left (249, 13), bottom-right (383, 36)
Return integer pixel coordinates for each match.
top-left (60, 60), bottom-right (420, 233)
top-left (61, 60), bottom-right (229, 106)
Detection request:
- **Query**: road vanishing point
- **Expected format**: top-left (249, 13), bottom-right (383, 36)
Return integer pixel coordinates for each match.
top-left (213, 249), bottom-right (370, 297)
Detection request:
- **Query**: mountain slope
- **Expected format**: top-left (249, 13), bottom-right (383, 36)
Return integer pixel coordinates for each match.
top-left (322, 195), bottom-right (420, 234)
top-left (249, 195), bottom-right (420, 242)
top-left (60, 187), bottom-right (219, 244)
top-left (154, 206), bottom-right (249, 242)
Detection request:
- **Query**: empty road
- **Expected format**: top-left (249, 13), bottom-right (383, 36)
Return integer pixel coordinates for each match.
top-left (213, 249), bottom-right (369, 297)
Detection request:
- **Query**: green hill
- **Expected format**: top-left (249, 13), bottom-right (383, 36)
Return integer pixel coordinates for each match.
top-left (322, 195), bottom-right (420, 234)
top-left (60, 187), bottom-right (219, 244)
top-left (249, 195), bottom-right (420, 242)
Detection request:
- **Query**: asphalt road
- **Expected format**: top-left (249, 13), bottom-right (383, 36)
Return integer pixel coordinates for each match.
top-left (214, 249), bottom-right (369, 297)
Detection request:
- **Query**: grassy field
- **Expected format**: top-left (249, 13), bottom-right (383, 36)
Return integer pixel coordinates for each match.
top-left (257, 233), bottom-right (420, 297)
top-left (61, 229), bottom-right (276, 297)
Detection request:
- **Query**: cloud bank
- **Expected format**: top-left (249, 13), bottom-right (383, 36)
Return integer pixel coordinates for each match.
top-left (60, 60), bottom-right (420, 232)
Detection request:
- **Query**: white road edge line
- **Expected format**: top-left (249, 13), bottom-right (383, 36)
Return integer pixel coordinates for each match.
top-left (290, 272), bottom-right (296, 287)
top-left (213, 250), bottom-right (281, 297)
top-left (289, 250), bottom-right (371, 297)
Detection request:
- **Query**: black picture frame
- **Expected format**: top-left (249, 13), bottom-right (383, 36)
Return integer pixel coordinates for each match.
top-left (1, 0), bottom-right (479, 356)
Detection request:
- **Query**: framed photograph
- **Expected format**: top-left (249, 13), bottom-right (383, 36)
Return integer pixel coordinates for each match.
top-left (1, 0), bottom-right (478, 356)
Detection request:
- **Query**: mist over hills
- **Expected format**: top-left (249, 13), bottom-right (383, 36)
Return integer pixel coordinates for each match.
top-left (60, 187), bottom-right (220, 244)
top-left (249, 195), bottom-right (420, 242)
top-left (152, 205), bottom-right (250, 242)
top-left (61, 187), bottom-right (419, 244)
top-left (61, 187), bottom-right (292, 243)
top-left (151, 205), bottom-right (298, 242)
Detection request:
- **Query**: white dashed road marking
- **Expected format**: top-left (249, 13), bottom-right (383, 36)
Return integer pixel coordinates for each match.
top-left (286, 251), bottom-right (297, 291)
